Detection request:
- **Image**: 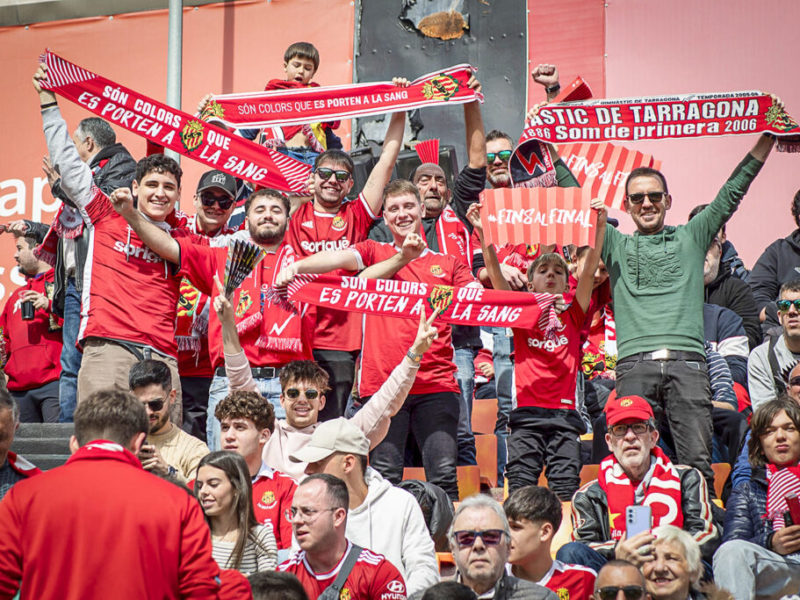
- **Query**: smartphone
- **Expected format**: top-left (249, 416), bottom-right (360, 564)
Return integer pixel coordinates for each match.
top-left (786, 494), bottom-right (800, 525)
top-left (626, 505), bottom-right (652, 538)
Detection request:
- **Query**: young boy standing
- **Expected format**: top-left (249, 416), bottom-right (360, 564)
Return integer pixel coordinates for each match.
top-left (467, 199), bottom-right (606, 499)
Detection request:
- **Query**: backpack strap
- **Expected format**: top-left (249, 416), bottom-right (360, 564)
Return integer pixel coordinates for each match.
top-left (318, 544), bottom-right (363, 600)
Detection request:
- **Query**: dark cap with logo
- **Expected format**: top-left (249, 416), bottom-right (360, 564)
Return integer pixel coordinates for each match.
top-left (196, 170), bottom-right (237, 199)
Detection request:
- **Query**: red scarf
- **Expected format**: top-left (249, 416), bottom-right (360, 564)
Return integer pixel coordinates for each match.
top-left (66, 440), bottom-right (143, 469)
top-left (434, 205), bottom-right (473, 268)
top-left (598, 446), bottom-right (683, 540)
top-left (766, 464), bottom-right (800, 529)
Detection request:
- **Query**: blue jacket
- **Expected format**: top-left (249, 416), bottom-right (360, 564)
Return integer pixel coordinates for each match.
top-left (723, 465), bottom-right (770, 548)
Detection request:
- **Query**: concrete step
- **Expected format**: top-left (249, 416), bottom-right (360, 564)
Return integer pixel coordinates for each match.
top-left (21, 454), bottom-right (71, 471)
top-left (15, 423), bottom-right (74, 438)
top-left (11, 437), bottom-right (71, 455)
top-left (11, 423), bottom-right (75, 471)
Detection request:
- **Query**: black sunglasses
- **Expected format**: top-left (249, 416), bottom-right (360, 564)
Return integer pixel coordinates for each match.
top-left (626, 191), bottom-right (666, 205)
top-left (143, 399), bottom-right (165, 412)
top-left (285, 388), bottom-right (320, 400)
top-left (199, 192), bottom-right (234, 210)
top-left (777, 299), bottom-right (800, 313)
top-left (487, 150), bottom-right (513, 163)
top-left (315, 167), bottom-right (351, 182)
top-left (597, 586), bottom-right (646, 600)
top-left (453, 529), bottom-right (505, 548)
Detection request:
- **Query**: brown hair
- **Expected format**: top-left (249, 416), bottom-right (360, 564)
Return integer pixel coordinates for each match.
top-left (73, 390), bottom-right (149, 447)
top-left (383, 179), bottom-right (420, 204)
top-left (748, 397), bottom-right (800, 467)
top-left (215, 390), bottom-right (275, 433)
top-left (279, 360), bottom-right (330, 394)
top-left (527, 252), bottom-right (569, 284)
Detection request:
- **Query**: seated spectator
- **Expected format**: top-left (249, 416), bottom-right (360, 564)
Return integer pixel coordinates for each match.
top-left (713, 398), bottom-right (800, 599)
top-left (643, 525), bottom-right (703, 600)
top-left (504, 485), bottom-right (596, 598)
top-left (295, 417), bottom-right (439, 595)
top-left (557, 394), bottom-right (718, 572)
top-left (0, 392), bottom-right (40, 501)
top-left (703, 303), bottom-right (749, 387)
top-left (750, 189), bottom-right (800, 331)
top-left (129, 359), bottom-right (209, 484)
top-left (248, 571), bottom-right (309, 600)
top-left (420, 581), bottom-right (477, 600)
top-left (592, 560), bottom-right (650, 600)
top-left (195, 450), bottom-right (277, 574)
top-left (278, 473), bottom-right (407, 599)
top-left (689, 205), bottom-right (761, 349)
top-left (214, 389), bottom-right (296, 551)
top-left (449, 494), bottom-right (557, 599)
top-left (0, 226), bottom-right (62, 423)
top-left (748, 279), bottom-right (800, 410)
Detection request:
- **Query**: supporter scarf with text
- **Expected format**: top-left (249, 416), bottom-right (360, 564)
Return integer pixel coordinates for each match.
top-left (272, 274), bottom-right (564, 339)
top-left (203, 65), bottom-right (484, 129)
top-left (38, 50), bottom-right (311, 193)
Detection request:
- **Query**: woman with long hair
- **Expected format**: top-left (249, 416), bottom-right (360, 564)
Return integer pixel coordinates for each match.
top-left (195, 450), bottom-right (277, 573)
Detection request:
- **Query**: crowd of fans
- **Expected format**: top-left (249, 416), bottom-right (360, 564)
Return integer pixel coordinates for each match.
top-left (0, 40), bottom-right (797, 599)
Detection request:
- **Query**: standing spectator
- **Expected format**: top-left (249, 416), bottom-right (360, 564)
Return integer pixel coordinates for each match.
top-left (278, 474), bottom-right (408, 599)
top-left (0, 389), bottom-right (220, 599)
top-left (448, 494), bottom-right (557, 599)
top-left (0, 227), bottom-right (62, 422)
top-left (601, 134), bottom-right (775, 489)
top-left (0, 392), bottom-right (41, 501)
top-left (750, 189), bottom-right (800, 331)
top-left (195, 451), bottom-right (278, 574)
top-left (129, 359), bottom-right (209, 484)
top-left (296, 417), bottom-right (439, 595)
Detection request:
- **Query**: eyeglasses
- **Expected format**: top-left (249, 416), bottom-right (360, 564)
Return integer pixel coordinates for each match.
top-left (777, 299), bottom-right (800, 313)
top-left (143, 398), bottom-right (166, 412)
top-left (315, 167), bottom-right (351, 182)
top-left (609, 422), bottom-right (651, 438)
top-left (596, 586), bottom-right (646, 600)
top-left (626, 192), bottom-right (666, 205)
top-left (285, 388), bottom-right (320, 400)
top-left (453, 529), bottom-right (506, 548)
top-left (199, 192), bottom-right (234, 210)
top-left (487, 150), bottom-right (513, 163)
top-left (290, 506), bottom-right (335, 521)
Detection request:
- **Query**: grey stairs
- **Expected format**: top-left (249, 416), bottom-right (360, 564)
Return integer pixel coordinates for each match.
top-left (10, 423), bottom-right (73, 471)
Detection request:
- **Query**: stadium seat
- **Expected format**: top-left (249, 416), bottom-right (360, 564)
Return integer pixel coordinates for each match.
top-left (471, 398), bottom-right (498, 435)
top-left (551, 501), bottom-right (573, 556)
top-left (475, 433), bottom-right (498, 489)
top-left (402, 465), bottom-right (482, 501)
top-left (537, 464), bottom-right (599, 488)
top-left (712, 462), bottom-right (731, 499)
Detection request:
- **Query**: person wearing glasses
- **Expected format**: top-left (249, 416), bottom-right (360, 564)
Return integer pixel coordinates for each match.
top-left (448, 494), bottom-right (557, 599)
top-left (129, 359), bottom-right (209, 484)
top-left (748, 280), bottom-right (800, 411)
top-left (600, 132), bottom-right (776, 493)
top-left (592, 560), bottom-right (651, 600)
top-left (556, 394), bottom-right (718, 573)
top-left (278, 474), bottom-right (408, 599)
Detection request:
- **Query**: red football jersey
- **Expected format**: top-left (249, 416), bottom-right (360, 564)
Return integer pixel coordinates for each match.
top-left (539, 559), bottom-right (596, 600)
top-left (278, 542), bottom-right (407, 600)
top-left (286, 195), bottom-right (378, 352)
top-left (512, 301), bottom-right (585, 410)
top-left (352, 240), bottom-right (478, 398)
top-left (251, 465), bottom-right (296, 550)
top-left (177, 240), bottom-right (313, 369)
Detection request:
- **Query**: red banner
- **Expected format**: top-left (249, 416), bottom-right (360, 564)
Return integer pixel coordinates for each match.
top-left (479, 187), bottom-right (598, 247)
top-left (39, 50), bottom-right (311, 193)
top-left (524, 91), bottom-right (798, 145)
top-left (558, 142), bottom-right (662, 210)
top-left (205, 65), bottom-right (484, 129)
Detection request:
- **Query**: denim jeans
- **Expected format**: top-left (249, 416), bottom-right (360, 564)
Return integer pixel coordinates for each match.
top-left (490, 327), bottom-right (514, 486)
top-left (207, 374), bottom-right (283, 451)
top-left (276, 146), bottom-right (320, 166)
top-left (58, 277), bottom-right (82, 422)
top-left (454, 347), bottom-right (477, 466)
top-left (369, 391), bottom-right (460, 501)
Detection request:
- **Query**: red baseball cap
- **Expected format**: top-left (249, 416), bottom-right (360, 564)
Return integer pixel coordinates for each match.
top-left (605, 392), bottom-right (654, 426)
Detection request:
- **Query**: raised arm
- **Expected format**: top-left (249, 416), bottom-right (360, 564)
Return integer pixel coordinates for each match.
top-left (274, 248), bottom-right (361, 287)
top-left (357, 233), bottom-right (425, 280)
top-left (466, 202), bottom-right (512, 292)
top-left (109, 188), bottom-right (180, 264)
top-left (750, 132), bottom-right (776, 163)
top-left (464, 76), bottom-right (486, 170)
top-left (573, 199), bottom-right (607, 313)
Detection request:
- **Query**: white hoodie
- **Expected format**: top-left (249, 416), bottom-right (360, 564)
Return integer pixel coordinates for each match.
top-left (345, 467), bottom-right (439, 595)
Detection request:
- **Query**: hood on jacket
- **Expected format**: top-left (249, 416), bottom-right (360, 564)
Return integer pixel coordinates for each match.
top-left (350, 467), bottom-right (392, 516)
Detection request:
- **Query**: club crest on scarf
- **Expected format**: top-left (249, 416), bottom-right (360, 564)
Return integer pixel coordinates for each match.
top-left (422, 73), bottom-right (460, 102)
top-left (180, 120), bottom-right (204, 153)
top-left (235, 290), bottom-right (253, 318)
top-left (765, 98), bottom-right (799, 132)
top-left (200, 99), bottom-right (225, 122)
top-left (427, 284), bottom-right (454, 314)
top-left (177, 279), bottom-right (200, 317)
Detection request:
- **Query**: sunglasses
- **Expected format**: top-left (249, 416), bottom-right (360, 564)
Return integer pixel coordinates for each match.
top-left (453, 529), bottom-right (505, 548)
top-left (285, 388), bottom-right (320, 400)
top-left (199, 192), bottom-right (234, 210)
top-left (596, 586), bottom-right (646, 600)
top-left (626, 191), bottom-right (666, 205)
top-left (315, 167), bottom-right (351, 182)
top-left (487, 150), bottom-right (513, 163)
top-left (609, 422), bottom-right (651, 438)
top-left (777, 299), bottom-right (800, 313)
top-left (143, 399), bottom-right (165, 412)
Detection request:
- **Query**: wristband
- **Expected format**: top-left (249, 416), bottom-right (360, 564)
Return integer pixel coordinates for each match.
top-left (40, 101), bottom-right (58, 110)
top-left (406, 350), bottom-right (422, 364)
top-left (545, 83), bottom-right (561, 95)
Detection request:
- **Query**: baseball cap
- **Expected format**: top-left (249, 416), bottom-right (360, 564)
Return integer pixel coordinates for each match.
top-left (196, 169), bottom-right (237, 198)
top-left (289, 417), bottom-right (370, 464)
top-left (604, 392), bottom-right (653, 426)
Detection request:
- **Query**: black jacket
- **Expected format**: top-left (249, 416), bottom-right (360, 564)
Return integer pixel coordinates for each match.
top-left (722, 466), bottom-right (770, 548)
top-left (705, 261), bottom-right (762, 350)
top-left (750, 229), bottom-right (800, 330)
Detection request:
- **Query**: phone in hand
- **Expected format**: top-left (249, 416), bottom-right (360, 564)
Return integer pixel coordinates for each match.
top-left (626, 505), bottom-right (652, 538)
